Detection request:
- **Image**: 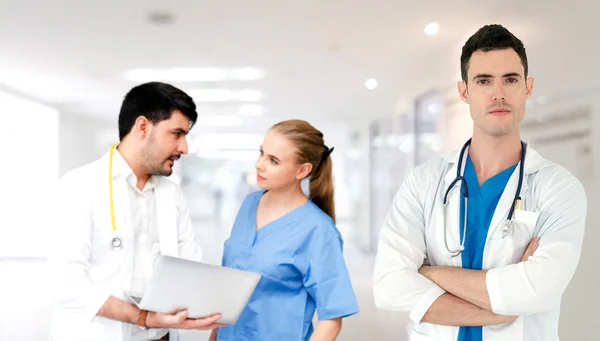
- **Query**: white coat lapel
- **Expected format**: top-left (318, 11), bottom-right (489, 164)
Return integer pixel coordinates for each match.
top-left (105, 146), bottom-right (135, 290)
top-left (113, 177), bottom-right (133, 241)
top-left (104, 148), bottom-right (134, 247)
top-left (112, 176), bottom-right (136, 290)
top-left (155, 180), bottom-right (178, 257)
top-left (486, 144), bottom-right (546, 240)
top-left (104, 149), bottom-right (133, 245)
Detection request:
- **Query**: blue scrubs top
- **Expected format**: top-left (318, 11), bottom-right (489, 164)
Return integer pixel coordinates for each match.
top-left (217, 190), bottom-right (359, 341)
top-left (458, 156), bottom-right (517, 341)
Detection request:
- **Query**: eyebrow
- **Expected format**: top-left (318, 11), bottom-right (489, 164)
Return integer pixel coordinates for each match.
top-left (473, 72), bottom-right (523, 80)
top-left (172, 127), bottom-right (189, 135)
top-left (260, 146), bottom-right (281, 162)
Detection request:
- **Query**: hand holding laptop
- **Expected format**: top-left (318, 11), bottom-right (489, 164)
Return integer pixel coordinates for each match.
top-left (145, 309), bottom-right (225, 330)
top-left (135, 255), bottom-right (261, 326)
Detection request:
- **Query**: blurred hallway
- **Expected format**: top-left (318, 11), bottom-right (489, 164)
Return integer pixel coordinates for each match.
top-left (2, 1), bottom-right (600, 340)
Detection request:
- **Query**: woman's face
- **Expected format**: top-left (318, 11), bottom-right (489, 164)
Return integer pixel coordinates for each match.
top-left (255, 130), bottom-right (312, 191)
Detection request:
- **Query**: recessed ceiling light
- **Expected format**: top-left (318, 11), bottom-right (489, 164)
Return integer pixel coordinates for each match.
top-left (424, 22), bottom-right (439, 36)
top-left (365, 78), bottom-right (378, 90)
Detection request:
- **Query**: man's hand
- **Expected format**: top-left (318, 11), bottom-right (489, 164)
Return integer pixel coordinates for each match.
top-left (146, 310), bottom-right (225, 330)
top-left (521, 237), bottom-right (540, 262)
top-left (416, 235), bottom-right (542, 315)
top-left (418, 264), bottom-right (435, 278)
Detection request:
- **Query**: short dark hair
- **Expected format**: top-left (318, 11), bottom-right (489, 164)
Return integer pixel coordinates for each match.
top-left (118, 82), bottom-right (198, 140)
top-left (460, 24), bottom-right (528, 83)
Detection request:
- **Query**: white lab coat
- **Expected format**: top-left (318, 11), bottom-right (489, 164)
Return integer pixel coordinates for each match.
top-left (373, 144), bottom-right (587, 341)
top-left (47, 150), bottom-right (203, 341)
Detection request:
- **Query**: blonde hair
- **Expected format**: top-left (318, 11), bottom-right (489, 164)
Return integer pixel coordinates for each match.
top-left (270, 119), bottom-right (335, 223)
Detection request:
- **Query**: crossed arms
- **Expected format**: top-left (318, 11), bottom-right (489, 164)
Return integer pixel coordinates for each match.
top-left (372, 169), bottom-right (587, 326)
top-left (415, 239), bottom-right (537, 326)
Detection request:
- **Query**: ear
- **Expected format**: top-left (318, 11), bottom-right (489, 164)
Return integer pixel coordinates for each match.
top-left (296, 162), bottom-right (313, 180)
top-left (133, 116), bottom-right (150, 139)
top-left (457, 80), bottom-right (469, 104)
top-left (525, 76), bottom-right (534, 99)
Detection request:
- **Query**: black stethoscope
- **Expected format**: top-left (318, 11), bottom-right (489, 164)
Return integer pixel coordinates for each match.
top-left (442, 138), bottom-right (527, 257)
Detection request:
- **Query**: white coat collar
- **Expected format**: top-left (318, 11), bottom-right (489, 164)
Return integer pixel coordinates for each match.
top-left (442, 140), bottom-right (548, 186)
top-left (103, 146), bottom-right (160, 189)
top-left (439, 139), bottom-right (549, 259)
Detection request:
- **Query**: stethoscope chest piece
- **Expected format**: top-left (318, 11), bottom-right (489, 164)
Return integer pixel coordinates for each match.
top-left (111, 236), bottom-right (123, 250)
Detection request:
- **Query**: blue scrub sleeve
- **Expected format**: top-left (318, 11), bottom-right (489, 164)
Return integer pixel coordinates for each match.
top-left (303, 230), bottom-right (360, 321)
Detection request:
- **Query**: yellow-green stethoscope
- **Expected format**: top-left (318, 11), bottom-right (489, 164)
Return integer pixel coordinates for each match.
top-left (108, 144), bottom-right (123, 250)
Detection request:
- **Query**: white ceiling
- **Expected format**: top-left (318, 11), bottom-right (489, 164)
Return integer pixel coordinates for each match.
top-left (1, 0), bottom-right (599, 135)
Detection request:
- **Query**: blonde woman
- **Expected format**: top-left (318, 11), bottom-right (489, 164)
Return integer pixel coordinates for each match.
top-left (211, 120), bottom-right (359, 341)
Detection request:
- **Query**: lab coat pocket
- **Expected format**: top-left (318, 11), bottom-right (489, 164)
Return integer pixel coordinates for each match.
top-left (510, 209), bottom-right (539, 242)
top-left (513, 209), bottom-right (539, 227)
top-left (488, 210), bottom-right (539, 266)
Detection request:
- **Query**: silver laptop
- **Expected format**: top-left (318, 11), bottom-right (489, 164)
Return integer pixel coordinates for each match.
top-left (134, 255), bottom-right (261, 325)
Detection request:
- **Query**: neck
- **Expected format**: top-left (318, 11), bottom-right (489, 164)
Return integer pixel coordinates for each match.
top-left (468, 131), bottom-right (522, 184)
top-left (262, 183), bottom-right (307, 209)
top-left (116, 141), bottom-right (150, 190)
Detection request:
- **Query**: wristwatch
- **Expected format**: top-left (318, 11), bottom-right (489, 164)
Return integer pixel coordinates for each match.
top-left (137, 309), bottom-right (149, 330)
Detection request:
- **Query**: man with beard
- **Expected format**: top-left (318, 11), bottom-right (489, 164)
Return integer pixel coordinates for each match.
top-left (48, 82), bottom-right (223, 341)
